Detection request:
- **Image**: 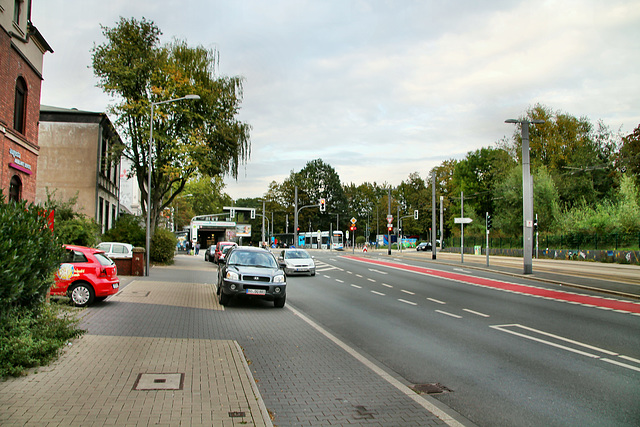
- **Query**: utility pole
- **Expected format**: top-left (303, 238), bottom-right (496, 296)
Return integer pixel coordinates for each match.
top-left (431, 170), bottom-right (436, 260)
top-left (294, 186), bottom-right (298, 247)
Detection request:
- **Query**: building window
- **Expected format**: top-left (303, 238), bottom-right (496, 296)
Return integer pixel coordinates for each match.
top-left (99, 197), bottom-right (104, 230)
top-left (14, 77), bottom-right (27, 134)
top-left (9, 175), bottom-right (22, 202)
top-left (14, 0), bottom-right (23, 24)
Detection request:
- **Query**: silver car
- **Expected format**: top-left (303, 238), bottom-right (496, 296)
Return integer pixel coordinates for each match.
top-left (278, 249), bottom-right (316, 276)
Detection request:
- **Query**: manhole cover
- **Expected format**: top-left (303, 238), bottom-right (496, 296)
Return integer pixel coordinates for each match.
top-left (134, 373), bottom-right (184, 390)
top-left (411, 383), bottom-right (452, 394)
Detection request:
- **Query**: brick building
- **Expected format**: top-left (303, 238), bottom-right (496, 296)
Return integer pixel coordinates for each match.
top-left (0, 0), bottom-right (52, 202)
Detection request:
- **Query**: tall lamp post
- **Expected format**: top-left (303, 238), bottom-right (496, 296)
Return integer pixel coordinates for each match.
top-left (146, 94), bottom-right (200, 276)
top-left (505, 118), bottom-right (544, 274)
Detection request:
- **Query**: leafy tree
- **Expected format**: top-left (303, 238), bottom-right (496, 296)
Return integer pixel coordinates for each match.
top-left (493, 165), bottom-right (561, 236)
top-left (101, 214), bottom-right (146, 247)
top-left (171, 175), bottom-right (233, 230)
top-left (396, 173), bottom-right (428, 237)
top-left (452, 147), bottom-right (515, 220)
top-left (91, 17), bottom-right (250, 240)
top-left (500, 104), bottom-right (619, 209)
top-left (618, 124), bottom-right (640, 188)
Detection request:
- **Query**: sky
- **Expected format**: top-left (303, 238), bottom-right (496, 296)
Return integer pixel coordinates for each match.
top-left (31, 0), bottom-right (640, 200)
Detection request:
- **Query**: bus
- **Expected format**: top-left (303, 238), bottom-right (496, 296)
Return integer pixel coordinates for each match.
top-left (297, 230), bottom-right (343, 250)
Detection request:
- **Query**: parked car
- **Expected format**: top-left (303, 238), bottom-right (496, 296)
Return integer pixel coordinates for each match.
top-left (216, 246), bottom-right (286, 307)
top-left (204, 245), bottom-right (216, 262)
top-left (214, 241), bottom-right (237, 263)
top-left (416, 242), bottom-right (432, 251)
top-left (278, 248), bottom-right (316, 276)
top-left (51, 244), bottom-right (120, 307)
top-left (96, 242), bottom-right (133, 259)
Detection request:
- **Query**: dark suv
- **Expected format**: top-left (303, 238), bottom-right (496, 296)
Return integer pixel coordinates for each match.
top-left (216, 246), bottom-right (287, 308)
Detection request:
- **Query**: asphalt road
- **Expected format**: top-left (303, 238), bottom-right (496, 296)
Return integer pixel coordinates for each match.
top-left (287, 250), bottom-right (640, 426)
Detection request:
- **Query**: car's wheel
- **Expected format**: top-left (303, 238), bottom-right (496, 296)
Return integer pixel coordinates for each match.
top-left (274, 295), bottom-right (286, 308)
top-left (310, 270), bottom-right (316, 276)
top-left (69, 282), bottom-right (95, 307)
top-left (218, 290), bottom-right (230, 306)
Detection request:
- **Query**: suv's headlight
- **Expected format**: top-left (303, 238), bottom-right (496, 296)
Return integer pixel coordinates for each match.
top-left (226, 271), bottom-right (239, 281)
top-left (273, 274), bottom-right (285, 283)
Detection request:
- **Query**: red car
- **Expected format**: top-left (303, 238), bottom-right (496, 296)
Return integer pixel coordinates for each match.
top-left (214, 241), bottom-right (237, 263)
top-left (51, 244), bottom-right (120, 307)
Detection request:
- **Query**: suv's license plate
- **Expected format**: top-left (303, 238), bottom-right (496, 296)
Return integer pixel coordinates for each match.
top-left (246, 289), bottom-right (266, 295)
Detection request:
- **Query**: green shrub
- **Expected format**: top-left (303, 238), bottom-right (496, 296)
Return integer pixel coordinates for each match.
top-left (150, 227), bottom-right (177, 264)
top-left (0, 304), bottom-right (84, 378)
top-left (0, 193), bottom-right (65, 311)
top-left (101, 214), bottom-right (146, 247)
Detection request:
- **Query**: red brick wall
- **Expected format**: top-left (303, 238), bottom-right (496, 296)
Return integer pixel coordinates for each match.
top-left (0, 29), bottom-right (43, 203)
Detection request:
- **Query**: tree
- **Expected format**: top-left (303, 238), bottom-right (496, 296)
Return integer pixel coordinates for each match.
top-left (499, 104), bottom-right (619, 209)
top-left (619, 124), bottom-right (640, 188)
top-left (91, 17), bottom-right (250, 240)
top-left (295, 159), bottom-right (348, 231)
top-left (493, 165), bottom-right (561, 235)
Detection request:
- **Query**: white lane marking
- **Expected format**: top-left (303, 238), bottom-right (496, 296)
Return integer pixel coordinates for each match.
top-left (491, 324), bottom-right (640, 372)
top-left (398, 299), bottom-right (417, 306)
top-left (401, 289), bottom-right (415, 295)
top-left (427, 297), bottom-right (446, 305)
top-left (463, 309), bottom-right (490, 318)
top-left (382, 283), bottom-right (393, 288)
top-left (336, 279), bottom-right (344, 283)
top-left (371, 290), bottom-right (386, 296)
top-left (286, 304), bottom-right (466, 426)
top-left (601, 358), bottom-right (640, 373)
top-left (351, 284), bottom-right (362, 289)
top-left (436, 310), bottom-right (462, 319)
top-left (368, 268), bottom-right (388, 275)
top-left (453, 268), bottom-right (471, 273)
top-left (367, 278), bottom-right (376, 282)
top-left (323, 275), bottom-right (331, 278)
top-left (356, 274), bottom-right (363, 278)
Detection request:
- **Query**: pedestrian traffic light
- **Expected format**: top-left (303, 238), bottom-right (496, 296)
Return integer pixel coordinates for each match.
top-left (414, 210), bottom-right (419, 220)
top-left (319, 198), bottom-right (326, 212)
top-left (533, 217), bottom-right (538, 232)
top-left (487, 214), bottom-right (492, 230)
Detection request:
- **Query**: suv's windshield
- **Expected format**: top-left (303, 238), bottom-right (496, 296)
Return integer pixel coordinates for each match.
top-left (228, 250), bottom-right (277, 268)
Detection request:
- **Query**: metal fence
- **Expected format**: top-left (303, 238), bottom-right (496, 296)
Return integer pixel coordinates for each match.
top-left (457, 232), bottom-right (640, 251)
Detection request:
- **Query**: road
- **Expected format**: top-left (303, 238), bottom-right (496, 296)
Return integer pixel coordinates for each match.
top-left (287, 250), bottom-right (640, 426)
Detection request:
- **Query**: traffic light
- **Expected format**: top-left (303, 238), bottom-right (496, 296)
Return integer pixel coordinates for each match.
top-left (387, 224), bottom-right (393, 232)
top-left (319, 198), bottom-right (326, 212)
top-left (533, 217), bottom-right (538, 232)
top-left (487, 213), bottom-right (492, 230)
top-left (414, 210), bottom-right (419, 220)
top-left (296, 227), bottom-right (300, 232)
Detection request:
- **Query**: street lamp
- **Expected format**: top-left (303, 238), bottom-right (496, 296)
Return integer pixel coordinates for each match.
top-left (145, 94), bottom-right (200, 276)
top-left (505, 118), bottom-right (545, 274)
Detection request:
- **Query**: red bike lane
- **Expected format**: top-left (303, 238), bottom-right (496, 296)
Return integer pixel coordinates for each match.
top-left (344, 255), bottom-right (640, 315)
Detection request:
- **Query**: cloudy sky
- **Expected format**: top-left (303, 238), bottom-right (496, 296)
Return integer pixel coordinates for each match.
top-left (32, 0), bottom-right (640, 199)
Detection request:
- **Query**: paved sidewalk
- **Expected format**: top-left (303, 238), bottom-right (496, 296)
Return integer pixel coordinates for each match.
top-left (0, 268), bottom-right (272, 426)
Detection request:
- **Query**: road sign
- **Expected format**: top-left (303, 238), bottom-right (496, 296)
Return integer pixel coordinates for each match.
top-left (454, 217), bottom-right (473, 224)
top-left (387, 215), bottom-right (393, 224)
top-left (351, 217), bottom-right (357, 224)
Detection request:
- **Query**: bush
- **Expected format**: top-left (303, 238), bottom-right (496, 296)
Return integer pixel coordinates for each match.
top-left (0, 193), bottom-right (65, 310)
top-left (150, 227), bottom-right (177, 264)
top-left (0, 304), bottom-right (84, 377)
top-left (101, 214), bottom-right (146, 247)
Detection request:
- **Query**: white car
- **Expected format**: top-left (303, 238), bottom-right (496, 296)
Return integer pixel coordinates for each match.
top-left (96, 242), bottom-right (134, 259)
top-left (278, 249), bottom-right (316, 276)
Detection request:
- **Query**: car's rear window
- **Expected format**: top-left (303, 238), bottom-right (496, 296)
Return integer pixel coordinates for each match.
top-left (94, 253), bottom-right (114, 266)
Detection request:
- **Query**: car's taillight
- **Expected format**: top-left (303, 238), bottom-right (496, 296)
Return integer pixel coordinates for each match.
top-left (98, 267), bottom-right (107, 278)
